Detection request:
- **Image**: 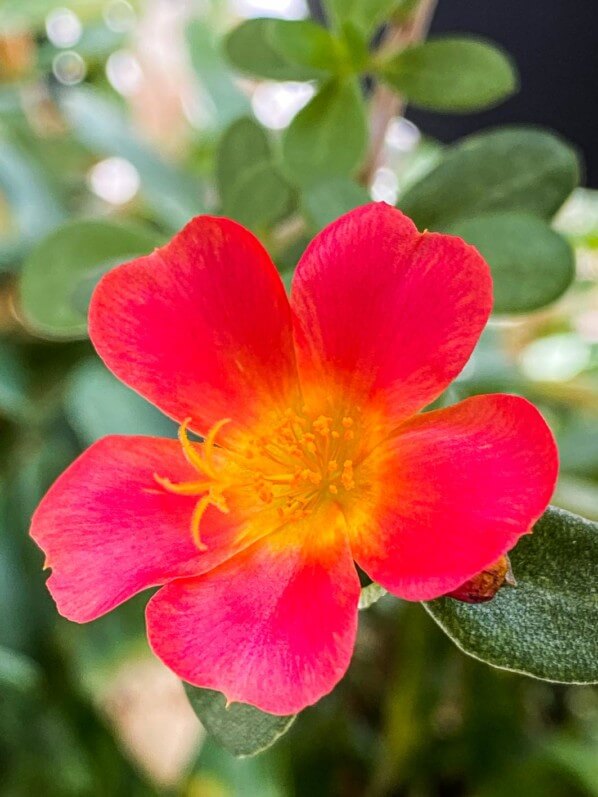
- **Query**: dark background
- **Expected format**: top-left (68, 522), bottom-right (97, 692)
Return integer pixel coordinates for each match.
top-left (312, 0), bottom-right (598, 186)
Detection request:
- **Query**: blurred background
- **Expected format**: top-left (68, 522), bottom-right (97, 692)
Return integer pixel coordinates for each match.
top-left (0, 1), bottom-right (597, 795)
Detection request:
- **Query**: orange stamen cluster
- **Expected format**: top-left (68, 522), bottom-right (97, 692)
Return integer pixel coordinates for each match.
top-left (155, 408), bottom-right (362, 550)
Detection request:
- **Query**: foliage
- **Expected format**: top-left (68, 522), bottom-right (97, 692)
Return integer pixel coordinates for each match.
top-left (0, 0), bottom-right (596, 792)
top-left (426, 507), bottom-right (598, 684)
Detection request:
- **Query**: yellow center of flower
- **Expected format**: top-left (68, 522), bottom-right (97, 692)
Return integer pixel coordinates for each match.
top-left (154, 405), bottom-right (372, 550)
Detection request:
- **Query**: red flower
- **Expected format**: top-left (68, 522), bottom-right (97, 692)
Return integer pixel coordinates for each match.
top-left (30, 204), bottom-right (557, 715)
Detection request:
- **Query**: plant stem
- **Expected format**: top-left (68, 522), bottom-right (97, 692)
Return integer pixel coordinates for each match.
top-left (359, 0), bottom-right (438, 186)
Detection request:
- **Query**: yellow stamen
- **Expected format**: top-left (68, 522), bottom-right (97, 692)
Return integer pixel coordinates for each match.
top-left (190, 494), bottom-right (212, 550)
top-left (341, 460), bottom-right (355, 490)
top-left (154, 405), bottom-right (365, 552)
top-left (153, 473), bottom-right (211, 495)
top-left (178, 418), bottom-right (215, 477)
top-left (203, 417), bottom-right (231, 467)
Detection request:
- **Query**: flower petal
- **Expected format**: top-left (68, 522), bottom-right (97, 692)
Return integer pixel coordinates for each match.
top-left (350, 394), bottom-right (558, 601)
top-left (291, 203), bottom-right (492, 422)
top-left (89, 216), bottom-right (298, 433)
top-left (30, 436), bottom-right (266, 622)
top-left (146, 518), bottom-right (360, 715)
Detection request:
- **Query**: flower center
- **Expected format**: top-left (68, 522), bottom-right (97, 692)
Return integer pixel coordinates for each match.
top-left (154, 407), bottom-right (366, 550)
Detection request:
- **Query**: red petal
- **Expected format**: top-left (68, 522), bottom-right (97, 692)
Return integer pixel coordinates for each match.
top-left (291, 203), bottom-right (492, 422)
top-left (350, 394), bottom-right (557, 601)
top-left (89, 216), bottom-right (298, 433)
top-left (30, 436), bottom-right (264, 622)
top-left (146, 521), bottom-right (360, 715)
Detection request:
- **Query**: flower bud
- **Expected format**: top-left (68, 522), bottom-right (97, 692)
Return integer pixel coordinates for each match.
top-left (446, 555), bottom-right (516, 603)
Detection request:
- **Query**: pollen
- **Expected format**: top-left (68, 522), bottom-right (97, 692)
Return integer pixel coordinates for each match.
top-left (154, 406), bottom-right (365, 551)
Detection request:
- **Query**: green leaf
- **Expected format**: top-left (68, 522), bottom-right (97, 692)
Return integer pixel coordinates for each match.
top-left (0, 645), bottom-right (42, 693)
top-left (217, 117), bottom-right (271, 195)
top-left (282, 79), bottom-right (367, 187)
top-left (183, 684), bottom-right (295, 757)
top-left (0, 343), bottom-right (32, 422)
top-left (186, 20), bottom-right (249, 130)
top-left (61, 87), bottom-right (206, 228)
top-left (379, 37), bottom-right (517, 112)
top-left (425, 507), bottom-right (598, 684)
top-left (65, 359), bottom-right (174, 445)
top-left (217, 117), bottom-right (294, 228)
top-left (446, 212), bottom-right (575, 313)
top-left (0, 136), bottom-right (66, 272)
top-left (196, 735), bottom-right (286, 797)
top-left (399, 127), bottom-right (581, 230)
top-left (301, 176), bottom-right (369, 230)
top-left (543, 737), bottom-right (598, 797)
top-left (325, 0), bottom-right (402, 37)
top-left (224, 18), bottom-right (324, 81)
top-left (20, 219), bottom-right (163, 340)
top-left (225, 161), bottom-right (295, 229)
top-left (557, 414), bottom-right (598, 477)
top-left (268, 19), bottom-right (343, 73)
top-left (359, 582), bottom-right (388, 610)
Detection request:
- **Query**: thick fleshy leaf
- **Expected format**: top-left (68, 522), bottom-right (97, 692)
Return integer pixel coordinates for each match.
top-left (147, 523), bottom-right (360, 715)
top-left (380, 37), bottom-right (517, 112)
top-left (400, 127), bottom-right (581, 230)
top-left (65, 359), bottom-right (174, 445)
top-left (425, 507), bottom-right (598, 683)
top-left (325, 0), bottom-right (402, 37)
top-left (0, 136), bottom-right (65, 272)
top-left (184, 685), bottom-right (295, 757)
top-left (358, 582), bottom-right (388, 610)
top-left (282, 79), bottom-right (367, 187)
top-left (267, 19), bottom-right (342, 73)
top-left (216, 117), bottom-right (294, 228)
top-left (30, 436), bottom-right (247, 623)
top-left (350, 394), bottom-right (557, 601)
top-left (446, 213), bottom-right (575, 314)
top-left (20, 219), bottom-right (163, 340)
top-left (291, 203), bottom-right (491, 423)
top-left (216, 117), bottom-right (271, 205)
top-left (89, 215), bottom-right (298, 433)
top-left (301, 177), bottom-right (370, 231)
top-left (223, 162), bottom-right (295, 230)
top-left (224, 18), bottom-right (324, 81)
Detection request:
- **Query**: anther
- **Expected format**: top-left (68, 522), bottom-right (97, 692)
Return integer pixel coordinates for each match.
top-left (341, 460), bottom-right (355, 490)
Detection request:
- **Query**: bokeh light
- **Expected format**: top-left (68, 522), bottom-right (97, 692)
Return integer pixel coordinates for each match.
top-left (385, 116), bottom-right (421, 152)
top-left (370, 166), bottom-right (400, 204)
top-left (231, 0), bottom-right (309, 20)
top-left (251, 81), bottom-right (315, 129)
top-left (45, 7), bottom-right (82, 48)
top-left (520, 333), bottom-right (592, 382)
top-left (106, 49), bottom-right (144, 97)
top-left (52, 50), bottom-right (86, 85)
top-left (87, 157), bottom-right (141, 205)
top-left (103, 0), bottom-right (137, 33)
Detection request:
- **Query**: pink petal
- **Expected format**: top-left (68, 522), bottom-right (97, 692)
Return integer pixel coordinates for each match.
top-left (350, 394), bottom-right (558, 601)
top-left (30, 436), bottom-right (265, 622)
top-left (146, 522), bottom-right (360, 715)
top-left (89, 216), bottom-right (298, 434)
top-left (291, 203), bottom-right (492, 423)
